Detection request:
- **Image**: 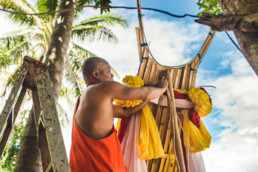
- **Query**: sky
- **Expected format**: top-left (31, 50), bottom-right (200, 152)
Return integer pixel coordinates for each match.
top-left (0, 0), bottom-right (258, 171)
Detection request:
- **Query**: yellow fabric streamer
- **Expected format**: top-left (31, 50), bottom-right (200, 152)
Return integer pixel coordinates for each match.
top-left (116, 118), bottom-right (121, 132)
top-left (115, 75), bottom-right (165, 160)
top-left (183, 110), bottom-right (211, 153)
top-left (137, 105), bottom-right (165, 160)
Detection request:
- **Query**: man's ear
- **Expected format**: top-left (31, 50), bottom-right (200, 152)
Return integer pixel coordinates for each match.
top-left (92, 70), bottom-right (100, 79)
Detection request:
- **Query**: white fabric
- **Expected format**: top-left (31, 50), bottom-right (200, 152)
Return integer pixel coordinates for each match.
top-left (120, 112), bottom-right (147, 172)
top-left (188, 152), bottom-right (206, 172)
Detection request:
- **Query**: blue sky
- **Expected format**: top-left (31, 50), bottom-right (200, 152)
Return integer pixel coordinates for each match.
top-left (0, 0), bottom-right (258, 171)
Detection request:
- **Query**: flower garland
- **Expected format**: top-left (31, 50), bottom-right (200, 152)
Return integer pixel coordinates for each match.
top-left (188, 87), bottom-right (212, 118)
top-left (114, 75), bottom-right (144, 108)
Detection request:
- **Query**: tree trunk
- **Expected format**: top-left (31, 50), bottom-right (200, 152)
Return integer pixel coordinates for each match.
top-left (15, 0), bottom-right (77, 171)
top-left (44, 0), bottom-right (77, 102)
top-left (218, 0), bottom-right (258, 76)
top-left (14, 110), bottom-right (43, 172)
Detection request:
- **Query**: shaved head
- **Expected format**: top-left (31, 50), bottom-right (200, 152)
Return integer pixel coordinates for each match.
top-left (82, 57), bottom-right (107, 83)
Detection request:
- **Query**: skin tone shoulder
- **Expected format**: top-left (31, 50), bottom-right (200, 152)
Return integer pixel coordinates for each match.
top-left (75, 58), bottom-right (168, 140)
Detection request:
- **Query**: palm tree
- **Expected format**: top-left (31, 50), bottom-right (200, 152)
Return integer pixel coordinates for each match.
top-left (0, 1), bottom-right (126, 99)
top-left (0, 0), bottom-right (126, 170)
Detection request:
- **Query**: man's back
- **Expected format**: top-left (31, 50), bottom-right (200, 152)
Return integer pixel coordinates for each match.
top-left (70, 96), bottom-right (127, 172)
top-left (75, 82), bottom-right (115, 140)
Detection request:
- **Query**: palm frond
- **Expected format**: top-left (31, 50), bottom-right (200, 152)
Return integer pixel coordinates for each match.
top-left (71, 42), bottom-right (120, 79)
top-left (77, 14), bottom-right (128, 28)
top-left (56, 102), bottom-right (70, 127)
top-left (72, 25), bottom-right (118, 42)
top-left (0, 47), bottom-right (11, 68)
top-left (64, 58), bottom-right (83, 97)
top-left (111, 67), bottom-right (119, 79)
top-left (5, 40), bottom-right (31, 61)
top-left (0, 0), bottom-right (40, 26)
top-left (72, 42), bottom-right (97, 57)
top-left (0, 28), bottom-right (33, 40)
top-left (0, 65), bottom-right (21, 97)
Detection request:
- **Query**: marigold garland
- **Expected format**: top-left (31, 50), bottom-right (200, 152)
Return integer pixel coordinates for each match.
top-left (114, 75), bottom-right (144, 108)
top-left (188, 87), bottom-right (212, 117)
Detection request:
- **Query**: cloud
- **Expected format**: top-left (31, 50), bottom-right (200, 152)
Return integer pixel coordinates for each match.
top-left (198, 50), bottom-right (258, 172)
top-left (78, 16), bottom-right (206, 80)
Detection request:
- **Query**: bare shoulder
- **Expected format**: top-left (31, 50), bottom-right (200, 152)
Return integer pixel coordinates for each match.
top-left (84, 81), bottom-right (124, 98)
top-left (92, 81), bottom-right (124, 92)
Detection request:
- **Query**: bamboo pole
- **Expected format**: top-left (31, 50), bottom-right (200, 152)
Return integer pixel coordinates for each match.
top-left (181, 65), bottom-right (190, 90)
top-left (167, 70), bottom-right (186, 172)
top-left (174, 69), bottom-right (182, 89)
top-left (143, 58), bottom-right (153, 85)
top-left (159, 108), bottom-right (169, 145)
top-left (163, 140), bottom-right (175, 172)
top-left (138, 48), bottom-right (149, 78)
top-left (148, 62), bottom-right (157, 86)
top-left (135, 27), bottom-right (143, 62)
top-left (195, 31), bottom-right (216, 67)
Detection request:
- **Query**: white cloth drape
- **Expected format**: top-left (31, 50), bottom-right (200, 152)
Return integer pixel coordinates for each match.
top-left (188, 152), bottom-right (206, 172)
top-left (120, 112), bottom-right (147, 172)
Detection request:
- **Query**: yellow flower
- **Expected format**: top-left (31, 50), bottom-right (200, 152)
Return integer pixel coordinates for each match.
top-left (115, 75), bottom-right (144, 108)
top-left (188, 87), bottom-right (212, 117)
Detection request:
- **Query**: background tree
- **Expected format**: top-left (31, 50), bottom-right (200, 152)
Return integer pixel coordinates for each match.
top-left (196, 0), bottom-right (258, 76)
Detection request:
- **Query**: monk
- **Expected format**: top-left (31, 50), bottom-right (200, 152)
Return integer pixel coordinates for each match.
top-left (69, 57), bottom-right (168, 172)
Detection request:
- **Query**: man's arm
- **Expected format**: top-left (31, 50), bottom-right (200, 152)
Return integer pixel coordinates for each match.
top-left (113, 100), bottom-right (149, 118)
top-left (100, 78), bottom-right (168, 101)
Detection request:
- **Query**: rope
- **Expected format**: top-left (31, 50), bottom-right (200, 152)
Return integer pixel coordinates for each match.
top-left (0, 5), bottom-right (244, 55)
top-left (0, 5), bottom-right (199, 18)
top-left (225, 31), bottom-right (242, 53)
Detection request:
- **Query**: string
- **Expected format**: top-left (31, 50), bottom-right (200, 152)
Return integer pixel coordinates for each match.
top-left (0, 5), bottom-right (199, 18)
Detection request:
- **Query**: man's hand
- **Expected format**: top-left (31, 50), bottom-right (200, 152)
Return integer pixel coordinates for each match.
top-left (113, 99), bottom-right (149, 118)
top-left (157, 77), bottom-right (168, 90)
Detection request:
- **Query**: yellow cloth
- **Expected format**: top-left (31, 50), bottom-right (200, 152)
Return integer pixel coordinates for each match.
top-left (137, 105), bottom-right (165, 160)
top-left (183, 110), bottom-right (211, 153)
top-left (116, 118), bottom-right (121, 133)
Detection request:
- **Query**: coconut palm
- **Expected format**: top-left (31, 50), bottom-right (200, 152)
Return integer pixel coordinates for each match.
top-left (0, 0), bottom-right (126, 98)
top-left (0, 0), bottom-right (126, 170)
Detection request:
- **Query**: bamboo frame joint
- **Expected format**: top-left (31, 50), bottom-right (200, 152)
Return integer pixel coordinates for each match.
top-left (141, 42), bottom-right (148, 47)
top-left (197, 53), bottom-right (202, 59)
top-left (209, 32), bottom-right (214, 37)
top-left (138, 13), bottom-right (145, 18)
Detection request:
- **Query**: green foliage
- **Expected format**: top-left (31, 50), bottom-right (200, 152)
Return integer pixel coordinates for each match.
top-left (197, 0), bottom-right (222, 16)
top-left (0, 121), bottom-right (26, 171)
top-left (0, 48), bottom-right (11, 69)
top-left (36, 0), bottom-right (59, 20)
top-left (0, 0), bottom-right (38, 26)
top-left (94, 0), bottom-right (112, 13)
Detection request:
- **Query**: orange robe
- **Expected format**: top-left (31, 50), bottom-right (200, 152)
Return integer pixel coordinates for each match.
top-left (69, 98), bottom-right (127, 172)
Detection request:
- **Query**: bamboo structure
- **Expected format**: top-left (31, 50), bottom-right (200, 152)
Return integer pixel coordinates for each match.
top-left (135, 0), bottom-right (216, 171)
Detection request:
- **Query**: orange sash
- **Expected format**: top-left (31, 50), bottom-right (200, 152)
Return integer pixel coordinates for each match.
top-left (69, 98), bottom-right (127, 172)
